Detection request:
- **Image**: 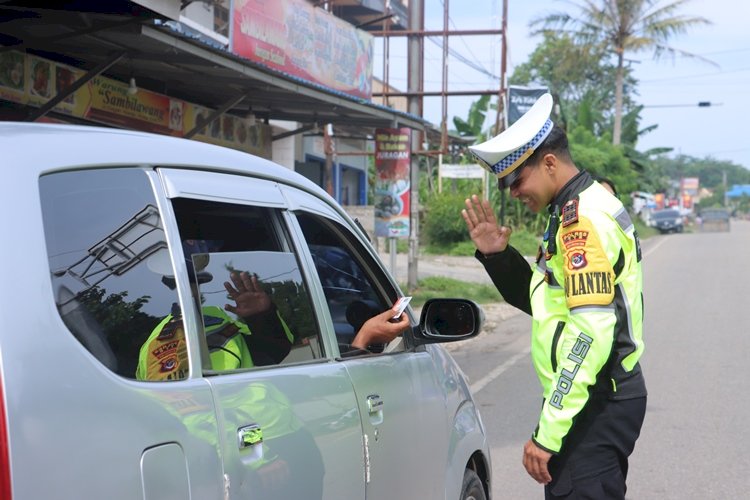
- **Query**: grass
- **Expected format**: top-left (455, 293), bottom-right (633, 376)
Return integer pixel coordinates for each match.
top-left (633, 217), bottom-right (659, 239)
top-left (401, 276), bottom-right (502, 308)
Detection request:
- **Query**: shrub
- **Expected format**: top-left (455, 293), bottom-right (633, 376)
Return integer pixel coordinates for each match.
top-left (422, 192), bottom-right (473, 246)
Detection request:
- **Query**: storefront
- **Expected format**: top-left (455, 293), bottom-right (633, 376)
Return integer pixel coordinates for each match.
top-left (0, 1), bottom-right (424, 203)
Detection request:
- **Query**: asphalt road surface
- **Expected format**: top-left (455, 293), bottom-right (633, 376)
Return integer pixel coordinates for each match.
top-left (443, 220), bottom-right (750, 499)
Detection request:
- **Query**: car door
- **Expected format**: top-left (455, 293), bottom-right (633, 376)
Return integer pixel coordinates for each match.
top-left (38, 167), bottom-right (225, 499)
top-left (157, 168), bottom-right (366, 500)
top-left (285, 190), bottom-right (450, 499)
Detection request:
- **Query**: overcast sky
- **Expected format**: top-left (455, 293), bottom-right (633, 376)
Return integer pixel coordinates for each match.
top-left (373, 0), bottom-right (749, 170)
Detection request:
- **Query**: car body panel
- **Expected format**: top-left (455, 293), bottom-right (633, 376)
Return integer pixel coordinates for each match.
top-left (699, 208), bottom-right (731, 232)
top-left (0, 123), bottom-right (491, 499)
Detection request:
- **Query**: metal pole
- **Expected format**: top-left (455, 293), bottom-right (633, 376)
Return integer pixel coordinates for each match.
top-left (497, 0), bottom-right (509, 225)
top-left (324, 123), bottom-right (335, 196)
top-left (27, 51), bottom-right (125, 121)
top-left (438, 153), bottom-right (443, 193)
top-left (407, 0), bottom-right (424, 292)
top-left (441, 0), bottom-right (449, 153)
top-left (390, 237), bottom-right (397, 278)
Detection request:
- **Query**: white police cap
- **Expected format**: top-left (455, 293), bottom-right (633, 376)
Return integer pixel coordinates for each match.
top-left (469, 92), bottom-right (554, 189)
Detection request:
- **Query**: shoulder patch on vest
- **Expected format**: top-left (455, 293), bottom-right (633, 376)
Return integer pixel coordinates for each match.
top-left (561, 199), bottom-right (579, 227)
top-left (562, 216), bottom-right (615, 308)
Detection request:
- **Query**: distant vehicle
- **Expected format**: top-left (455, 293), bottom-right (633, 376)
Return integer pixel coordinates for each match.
top-left (652, 208), bottom-right (684, 234)
top-left (698, 208), bottom-right (731, 232)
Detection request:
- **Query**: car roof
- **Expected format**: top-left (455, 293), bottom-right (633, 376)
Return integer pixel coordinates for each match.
top-left (1, 122), bottom-right (327, 195)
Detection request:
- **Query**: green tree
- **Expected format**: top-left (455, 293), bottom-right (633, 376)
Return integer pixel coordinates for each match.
top-left (452, 94), bottom-right (491, 142)
top-left (532, 0), bottom-right (711, 145)
top-left (510, 31), bottom-right (636, 137)
top-left (567, 125), bottom-right (639, 196)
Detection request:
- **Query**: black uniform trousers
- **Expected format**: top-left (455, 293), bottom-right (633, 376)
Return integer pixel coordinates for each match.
top-left (545, 395), bottom-right (647, 499)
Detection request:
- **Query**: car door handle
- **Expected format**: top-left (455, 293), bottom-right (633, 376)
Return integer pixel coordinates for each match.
top-left (237, 424), bottom-right (263, 449)
top-left (367, 394), bottom-right (383, 414)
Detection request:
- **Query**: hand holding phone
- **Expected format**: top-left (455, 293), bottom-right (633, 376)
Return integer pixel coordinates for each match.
top-left (391, 296), bottom-right (412, 320)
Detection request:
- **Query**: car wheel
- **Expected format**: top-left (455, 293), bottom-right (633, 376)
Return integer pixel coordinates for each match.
top-left (460, 468), bottom-right (486, 500)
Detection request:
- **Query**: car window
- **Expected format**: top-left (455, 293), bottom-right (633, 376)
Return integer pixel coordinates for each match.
top-left (169, 198), bottom-right (324, 374)
top-left (40, 168), bottom-right (182, 380)
top-left (654, 210), bottom-right (680, 219)
top-left (295, 212), bottom-right (404, 354)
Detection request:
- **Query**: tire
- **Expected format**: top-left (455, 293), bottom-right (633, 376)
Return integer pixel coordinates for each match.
top-left (460, 468), bottom-right (487, 500)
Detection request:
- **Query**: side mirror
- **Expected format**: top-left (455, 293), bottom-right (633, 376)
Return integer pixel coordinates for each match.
top-left (415, 298), bottom-right (484, 344)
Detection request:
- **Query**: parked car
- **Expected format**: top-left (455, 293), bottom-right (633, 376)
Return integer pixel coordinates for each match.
top-left (651, 208), bottom-right (684, 234)
top-left (0, 123), bottom-right (491, 500)
top-left (698, 208), bottom-right (731, 232)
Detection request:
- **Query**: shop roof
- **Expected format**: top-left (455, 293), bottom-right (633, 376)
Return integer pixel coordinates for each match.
top-left (0, 2), bottom-right (427, 131)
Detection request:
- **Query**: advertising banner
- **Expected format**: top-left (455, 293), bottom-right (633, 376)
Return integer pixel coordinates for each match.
top-left (440, 163), bottom-right (485, 179)
top-left (654, 193), bottom-right (666, 210)
top-left (231, 0), bottom-right (373, 99)
top-left (0, 50), bottom-right (271, 158)
top-left (374, 128), bottom-right (410, 238)
top-left (508, 85), bottom-right (549, 126)
top-left (680, 177), bottom-right (700, 196)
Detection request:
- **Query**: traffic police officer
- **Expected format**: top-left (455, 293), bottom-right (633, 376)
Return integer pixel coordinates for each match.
top-left (462, 93), bottom-right (647, 499)
top-left (136, 240), bottom-right (294, 381)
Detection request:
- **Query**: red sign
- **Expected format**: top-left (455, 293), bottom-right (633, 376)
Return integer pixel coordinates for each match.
top-left (232, 0), bottom-right (373, 99)
top-left (374, 128), bottom-right (410, 238)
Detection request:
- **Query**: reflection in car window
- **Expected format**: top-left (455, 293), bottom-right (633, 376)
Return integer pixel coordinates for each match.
top-left (296, 213), bottom-right (400, 353)
top-left (168, 198), bottom-right (324, 373)
top-left (40, 168), bottom-right (181, 379)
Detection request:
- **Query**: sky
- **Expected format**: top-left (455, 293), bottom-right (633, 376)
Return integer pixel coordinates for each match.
top-left (372, 0), bottom-right (750, 170)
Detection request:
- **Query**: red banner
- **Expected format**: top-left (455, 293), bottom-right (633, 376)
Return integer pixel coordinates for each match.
top-left (231, 0), bottom-right (373, 99)
top-left (374, 128), bottom-right (410, 238)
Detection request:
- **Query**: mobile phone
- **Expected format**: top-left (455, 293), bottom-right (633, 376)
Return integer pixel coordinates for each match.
top-left (391, 296), bottom-right (412, 319)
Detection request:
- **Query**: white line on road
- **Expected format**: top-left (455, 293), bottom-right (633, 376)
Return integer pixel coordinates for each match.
top-left (470, 347), bottom-right (531, 394)
top-left (470, 236), bottom-right (668, 394)
top-left (642, 236), bottom-right (669, 257)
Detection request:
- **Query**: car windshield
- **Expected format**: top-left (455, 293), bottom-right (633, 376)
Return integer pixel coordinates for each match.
top-left (653, 210), bottom-right (680, 220)
top-left (701, 210), bottom-right (729, 220)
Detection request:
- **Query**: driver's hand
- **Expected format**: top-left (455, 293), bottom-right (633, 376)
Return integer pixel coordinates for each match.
top-left (224, 271), bottom-right (271, 318)
top-left (351, 307), bottom-right (409, 350)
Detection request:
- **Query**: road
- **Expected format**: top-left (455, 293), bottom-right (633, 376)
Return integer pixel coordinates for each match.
top-left (438, 220), bottom-right (750, 499)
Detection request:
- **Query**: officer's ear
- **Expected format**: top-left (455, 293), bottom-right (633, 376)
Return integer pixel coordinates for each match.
top-left (542, 153), bottom-right (557, 175)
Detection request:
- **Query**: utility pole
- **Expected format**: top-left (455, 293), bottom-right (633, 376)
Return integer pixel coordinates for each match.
top-left (407, 0), bottom-right (424, 291)
top-left (496, 0), bottom-right (508, 224)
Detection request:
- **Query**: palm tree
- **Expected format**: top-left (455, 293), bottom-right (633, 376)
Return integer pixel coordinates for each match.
top-left (532, 0), bottom-right (712, 145)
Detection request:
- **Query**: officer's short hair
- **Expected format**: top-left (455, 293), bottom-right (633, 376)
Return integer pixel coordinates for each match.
top-left (522, 125), bottom-right (572, 167)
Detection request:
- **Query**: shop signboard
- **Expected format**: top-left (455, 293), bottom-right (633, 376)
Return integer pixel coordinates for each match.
top-left (374, 128), bottom-right (410, 238)
top-left (231, 0), bottom-right (373, 99)
top-left (440, 163), bottom-right (485, 179)
top-left (0, 50), bottom-right (271, 158)
top-left (508, 85), bottom-right (549, 126)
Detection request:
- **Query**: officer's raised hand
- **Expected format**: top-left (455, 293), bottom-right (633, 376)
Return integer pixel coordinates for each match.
top-left (224, 271), bottom-right (271, 318)
top-left (461, 194), bottom-right (512, 255)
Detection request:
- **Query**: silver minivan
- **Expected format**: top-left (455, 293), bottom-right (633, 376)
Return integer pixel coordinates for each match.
top-left (0, 123), bottom-right (491, 499)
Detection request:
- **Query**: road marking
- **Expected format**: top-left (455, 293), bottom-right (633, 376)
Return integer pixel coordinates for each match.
top-left (643, 236), bottom-right (669, 257)
top-left (470, 347), bottom-right (531, 394)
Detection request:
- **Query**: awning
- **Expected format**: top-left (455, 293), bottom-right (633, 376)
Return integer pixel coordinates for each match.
top-left (0, 3), bottom-right (427, 131)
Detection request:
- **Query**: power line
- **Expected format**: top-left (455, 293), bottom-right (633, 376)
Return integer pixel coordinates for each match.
top-left (427, 36), bottom-right (501, 80)
top-left (437, 0), bottom-right (497, 79)
top-left (640, 66), bottom-right (750, 83)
